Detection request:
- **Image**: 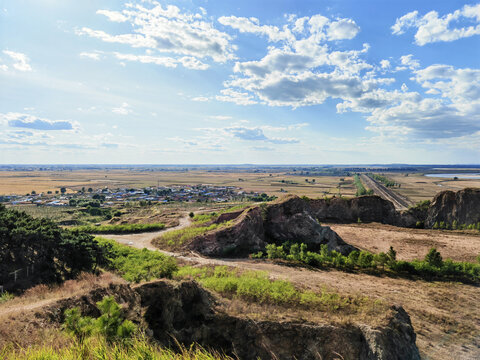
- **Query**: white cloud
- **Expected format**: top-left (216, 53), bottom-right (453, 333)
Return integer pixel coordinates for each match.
top-left (327, 18), bottom-right (360, 40)
top-left (392, 4), bottom-right (480, 45)
top-left (1, 112), bottom-right (75, 130)
top-left (400, 54), bottom-right (420, 69)
top-left (96, 9), bottom-right (128, 23)
top-left (112, 102), bottom-right (131, 115)
top-left (2, 50), bottom-right (32, 71)
top-left (216, 14), bottom-right (374, 109)
top-left (200, 125), bottom-right (300, 144)
top-left (216, 88), bottom-right (257, 105)
top-left (80, 52), bottom-right (101, 60)
top-left (78, 3), bottom-right (235, 70)
top-left (380, 59), bottom-right (390, 69)
top-left (218, 16), bottom-right (295, 42)
top-left (192, 96), bottom-right (209, 102)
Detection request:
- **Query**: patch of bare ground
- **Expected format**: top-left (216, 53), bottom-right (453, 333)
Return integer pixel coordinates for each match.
top-left (329, 222), bottom-right (480, 262)
top-left (0, 272), bottom-right (126, 350)
top-left (202, 259), bottom-right (479, 360)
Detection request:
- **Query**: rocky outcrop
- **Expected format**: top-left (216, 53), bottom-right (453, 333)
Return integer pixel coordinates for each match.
top-left (189, 195), bottom-right (356, 257)
top-left (309, 196), bottom-right (397, 224)
top-left (425, 188), bottom-right (480, 228)
top-left (264, 195), bottom-right (355, 254)
top-left (189, 207), bottom-right (266, 257)
top-left (41, 280), bottom-right (421, 360)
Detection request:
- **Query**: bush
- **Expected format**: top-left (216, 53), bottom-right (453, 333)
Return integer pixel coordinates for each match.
top-left (0, 291), bottom-right (15, 303)
top-left (97, 238), bottom-right (178, 282)
top-left (425, 248), bottom-right (443, 267)
top-left (73, 223), bottom-right (165, 234)
top-left (0, 205), bottom-right (104, 287)
top-left (64, 296), bottom-right (136, 344)
top-left (265, 244), bottom-right (286, 259)
top-left (176, 266), bottom-right (353, 311)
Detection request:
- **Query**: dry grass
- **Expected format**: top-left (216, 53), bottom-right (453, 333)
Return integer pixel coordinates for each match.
top-left (388, 172), bottom-right (480, 203)
top-left (0, 272), bottom-right (126, 320)
top-left (329, 222), bottom-right (480, 262)
top-left (0, 170), bottom-right (356, 198)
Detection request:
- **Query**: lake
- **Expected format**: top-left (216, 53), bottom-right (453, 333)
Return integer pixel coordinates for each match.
top-left (425, 173), bottom-right (480, 179)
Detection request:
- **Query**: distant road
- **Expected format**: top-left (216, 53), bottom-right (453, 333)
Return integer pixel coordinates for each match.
top-left (360, 174), bottom-right (413, 211)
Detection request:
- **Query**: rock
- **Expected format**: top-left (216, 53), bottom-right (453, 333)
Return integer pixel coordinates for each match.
top-left (265, 195), bottom-right (356, 254)
top-left (309, 196), bottom-right (397, 224)
top-left (42, 280), bottom-right (421, 360)
top-left (425, 188), bottom-right (480, 228)
top-left (188, 207), bottom-right (266, 257)
top-left (189, 195), bottom-right (356, 257)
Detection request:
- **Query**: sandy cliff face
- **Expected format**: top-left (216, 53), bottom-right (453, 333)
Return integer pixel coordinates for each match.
top-left (189, 195), bottom-right (356, 257)
top-left (42, 280), bottom-right (421, 360)
top-left (309, 196), bottom-right (397, 224)
top-left (425, 188), bottom-right (480, 228)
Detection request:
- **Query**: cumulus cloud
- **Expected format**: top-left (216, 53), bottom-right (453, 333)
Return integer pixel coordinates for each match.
top-left (392, 4), bottom-right (480, 45)
top-left (363, 62), bottom-right (480, 139)
top-left (77, 3), bottom-right (236, 70)
top-left (199, 125), bottom-right (300, 144)
top-left (112, 102), bottom-right (131, 115)
top-left (2, 50), bottom-right (32, 71)
top-left (216, 14), bottom-right (374, 108)
top-left (2, 113), bottom-right (74, 131)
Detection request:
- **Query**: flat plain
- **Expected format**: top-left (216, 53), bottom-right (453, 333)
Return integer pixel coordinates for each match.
top-left (3, 168), bottom-right (480, 202)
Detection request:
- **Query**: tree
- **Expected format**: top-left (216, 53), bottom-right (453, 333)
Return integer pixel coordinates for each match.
top-left (425, 248), bottom-right (443, 267)
top-left (387, 246), bottom-right (397, 264)
top-left (88, 187), bottom-right (93, 193)
top-left (0, 205), bottom-right (104, 289)
top-left (60, 187), bottom-right (66, 194)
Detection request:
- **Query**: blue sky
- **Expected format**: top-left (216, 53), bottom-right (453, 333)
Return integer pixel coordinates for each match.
top-left (1, 0), bottom-right (479, 164)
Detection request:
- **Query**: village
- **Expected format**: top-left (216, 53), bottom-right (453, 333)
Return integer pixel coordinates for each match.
top-left (0, 184), bottom-right (269, 207)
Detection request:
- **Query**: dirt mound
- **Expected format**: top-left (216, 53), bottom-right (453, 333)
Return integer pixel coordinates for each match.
top-left (425, 188), bottom-right (480, 228)
top-left (38, 279), bottom-right (420, 360)
top-left (189, 195), bottom-right (356, 257)
top-left (309, 196), bottom-right (397, 224)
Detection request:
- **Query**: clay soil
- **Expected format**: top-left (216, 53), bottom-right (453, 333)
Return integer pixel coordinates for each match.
top-left (329, 222), bottom-right (480, 263)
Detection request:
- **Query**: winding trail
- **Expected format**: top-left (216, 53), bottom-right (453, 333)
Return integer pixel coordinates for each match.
top-left (98, 214), bottom-right (192, 251)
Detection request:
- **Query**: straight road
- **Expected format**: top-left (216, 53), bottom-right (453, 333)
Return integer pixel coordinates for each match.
top-left (360, 174), bottom-right (413, 210)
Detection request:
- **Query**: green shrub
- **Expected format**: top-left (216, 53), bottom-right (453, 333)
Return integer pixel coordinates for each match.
top-left (96, 238), bottom-right (178, 282)
top-left (425, 248), bottom-right (443, 267)
top-left (73, 223), bottom-right (165, 234)
top-left (176, 266), bottom-right (353, 311)
top-left (265, 244), bottom-right (286, 259)
top-left (64, 296), bottom-right (136, 344)
top-left (0, 292), bottom-right (15, 304)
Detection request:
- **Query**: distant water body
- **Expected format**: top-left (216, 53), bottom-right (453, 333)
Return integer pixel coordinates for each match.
top-left (425, 173), bottom-right (480, 179)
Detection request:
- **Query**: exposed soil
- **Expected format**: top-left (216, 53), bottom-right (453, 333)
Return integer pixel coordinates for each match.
top-left (329, 222), bottom-right (480, 262)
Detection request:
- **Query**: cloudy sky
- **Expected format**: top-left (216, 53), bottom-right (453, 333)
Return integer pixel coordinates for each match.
top-left (1, 0), bottom-right (480, 164)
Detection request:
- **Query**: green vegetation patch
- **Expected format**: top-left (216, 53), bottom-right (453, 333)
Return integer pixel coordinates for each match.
top-left (260, 243), bottom-right (480, 284)
top-left (1, 296), bottom-right (230, 360)
top-left (73, 223), bottom-right (165, 234)
top-left (154, 220), bottom-right (234, 250)
top-left (176, 266), bottom-right (372, 312)
top-left (0, 204), bottom-right (105, 289)
top-left (369, 173), bottom-right (397, 188)
top-left (96, 238), bottom-right (178, 282)
top-left (353, 175), bottom-right (373, 196)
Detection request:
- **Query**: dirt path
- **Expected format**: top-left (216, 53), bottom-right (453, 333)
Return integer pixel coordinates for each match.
top-left (361, 174), bottom-right (413, 210)
top-left (96, 214), bottom-right (192, 251)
